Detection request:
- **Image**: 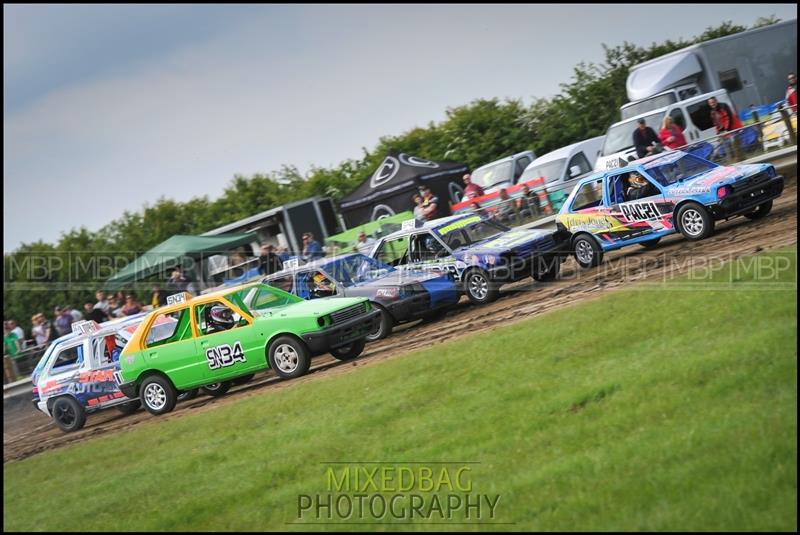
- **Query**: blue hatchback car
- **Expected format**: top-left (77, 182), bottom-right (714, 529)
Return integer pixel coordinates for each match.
top-left (557, 150), bottom-right (784, 268)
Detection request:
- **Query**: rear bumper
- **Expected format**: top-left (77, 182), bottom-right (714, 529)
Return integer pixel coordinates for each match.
top-left (709, 176), bottom-right (784, 218)
top-left (302, 309), bottom-right (381, 354)
top-left (118, 381), bottom-right (138, 399)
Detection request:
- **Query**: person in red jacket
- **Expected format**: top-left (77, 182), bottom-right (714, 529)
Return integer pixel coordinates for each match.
top-left (787, 72), bottom-right (797, 113)
top-left (658, 116), bottom-right (687, 150)
top-left (708, 97), bottom-right (742, 133)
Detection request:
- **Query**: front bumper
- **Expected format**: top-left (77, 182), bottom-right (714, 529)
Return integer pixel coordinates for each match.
top-left (302, 309), bottom-right (381, 354)
top-left (709, 175), bottom-right (784, 219)
top-left (486, 231), bottom-right (573, 283)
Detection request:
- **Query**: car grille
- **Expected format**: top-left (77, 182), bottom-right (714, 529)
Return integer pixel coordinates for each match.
top-left (330, 303), bottom-right (367, 324)
top-left (734, 172), bottom-right (769, 191)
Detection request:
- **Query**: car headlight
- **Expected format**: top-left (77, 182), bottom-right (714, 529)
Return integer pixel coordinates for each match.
top-left (766, 165), bottom-right (777, 178)
top-left (317, 315), bottom-right (332, 327)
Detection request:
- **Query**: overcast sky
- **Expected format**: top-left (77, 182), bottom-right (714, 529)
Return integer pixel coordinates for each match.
top-left (4, 4), bottom-right (797, 250)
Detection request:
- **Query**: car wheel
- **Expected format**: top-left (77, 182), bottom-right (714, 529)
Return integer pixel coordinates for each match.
top-left (330, 339), bottom-right (366, 361)
top-left (639, 237), bottom-right (661, 249)
top-left (139, 375), bottom-right (178, 415)
top-left (177, 388), bottom-right (199, 402)
top-left (115, 400), bottom-right (141, 415)
top-left (268, 336), bottom-right (311, 379)
top-left (232, 373), bottom-right (256, 386)
top-left (464, 269), bottom-right (499, 304)
top-left (532, 256), bottom-right (561, 281)
top-left (676, 202), bottom-right (714, 240)
top-left (52, 396), bottom-right (86, 433)
top-left (743, 200), bottom-right (773, 220)
top-left (201, 381), bottom-right (232, 397)
top-left (573, 235), bottom-right (603, 269)
top-left (365, 305), bottom-right (393, 342)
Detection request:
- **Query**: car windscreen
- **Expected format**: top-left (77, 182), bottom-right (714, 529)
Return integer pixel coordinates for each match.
top-left (436, 216), bottom-right (508, 245)
top-left (231, 284), bottom-right (301, 315)
top-left (472, 161), bottom-right (513, 189)
top-left (519, 159), bottom-right (566, 184)
top-left (620, 93), bottom-right (677, 120)
top-left (602, 111), bottom-right (666, 156)
top-left (324, 255), bottom-right (394, 288)
top-left (644, 153), bottom-right (719, 186)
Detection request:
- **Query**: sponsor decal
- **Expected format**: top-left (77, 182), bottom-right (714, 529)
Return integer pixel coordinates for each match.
top-left (79, 370), bottom-right (116, 383)
top-left (670, 186), bottom-right (711, 195)
top-left (206, 341), bottom-right (247, 370)
top-left (167, 292), bottom-right (192, 306)
top-left (620, 201), bottom-right (662, 222)
top-left (438, 216), bottom-right (482, 235)
top-left (376, 288), bottom-right (399, 298)
top-left (370, 156), bottom-right (400, 188)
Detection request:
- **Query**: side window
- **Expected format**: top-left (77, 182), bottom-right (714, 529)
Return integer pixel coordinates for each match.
top-left (620, 172), bottom-right (660, 202)
top-left (718, 69), bottom-right (743, 93)
top-left (195, 301), bottom-right (248, 336)
top-left (51, 344), bottom-right (84, 372)
top-left (266, 274), bottom-right (295, 294)
top-left (146, 309), bottom-right (192, 347)
top-left (306, 271), bottom-right (337, 299)
top-left (687, 102), bottom-right (714, 131)
top-left (409, 233), bottom-right (446, 262)
top-left (566, 152), bottom-right (592, 179)
top-left (514, 156), bottom-right (532, 180)
top-left (374, 237), bottom-right (409, 267)
top-left (607, 174), bottom-right (627, 205)
top-left (669, 108), bottom-right (686, 131)
top-left (442, 229), bottom-right (467, 250)
top-left (570, 179), bottom-right (605, 211)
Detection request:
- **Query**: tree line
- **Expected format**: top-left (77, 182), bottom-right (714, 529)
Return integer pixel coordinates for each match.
top-left (4, 18), bottom-right (778, 333)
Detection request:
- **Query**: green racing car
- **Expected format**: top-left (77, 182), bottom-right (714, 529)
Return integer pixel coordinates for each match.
top-left (116, 283), bottom-right (379, 415)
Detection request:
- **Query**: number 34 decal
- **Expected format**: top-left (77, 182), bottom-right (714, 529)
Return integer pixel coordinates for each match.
top-left (206, 341), bottom-right (246, 370)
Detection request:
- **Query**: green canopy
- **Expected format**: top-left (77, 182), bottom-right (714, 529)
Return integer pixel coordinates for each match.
top-left (325, 211), bottom-right (414, 250)
top-left (105, 233), bottom-right (257, 289)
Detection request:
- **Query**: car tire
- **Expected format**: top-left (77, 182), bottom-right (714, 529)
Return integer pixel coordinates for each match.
top-left (330, 339), bottom-right (366, 361)
top-left (139, 375), bottom-right (178, 415)
top-left (676, 202), bottom-right (714, 240)
top-left (573, 235), bottom-right (603, 269)
top-left (115, 400), bottom-right (141, 415)
top-left (201, 381), bottom-right (232, 397)
top-left (52, 396), bottom-right (86, 433)
top-left (365, 305), bottom-right (393, 342)
top-left (464, 268), bottom-right (499, 305)
top-left (639, 237), bottom-right (661, 249)
top-left (177, 388), bottom-right (199, 402)
top-left (232, 373), bottom-right (256, 386)
top-left (743, 200), bottom-right (773, 220)
top-left (268, 336), bottom-right (311, 379)
top-left (532, 256), bottom-right (561, 281)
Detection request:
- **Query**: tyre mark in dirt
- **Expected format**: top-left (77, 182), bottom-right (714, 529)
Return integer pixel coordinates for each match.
top-left (4, 183), bottom-right (796, 463)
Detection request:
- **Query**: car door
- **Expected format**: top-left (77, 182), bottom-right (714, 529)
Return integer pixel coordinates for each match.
top-left (141, 307), bottom-right (200, 389)
top-left (42, 340), bottom-right (86, 400)
top-left (372, 236), bottom-right (410, 267)
top-left (607, 170), bottom-right (668, 242)
top-left (193, 300), bottom-right (261, 382)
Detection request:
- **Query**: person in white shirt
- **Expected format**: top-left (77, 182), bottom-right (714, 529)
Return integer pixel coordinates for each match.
top-left (355, 231), bottom-right (376, 256)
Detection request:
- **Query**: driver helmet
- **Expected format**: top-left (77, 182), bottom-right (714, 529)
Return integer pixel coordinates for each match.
top-left (312, 272), bottom-right (334, 290)
top-left (206, 305), bottom-right (234, 330)
top-left (629, 172), bottom-right (647, 187)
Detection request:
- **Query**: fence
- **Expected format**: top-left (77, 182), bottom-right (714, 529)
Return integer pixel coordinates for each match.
top-left (4, 344), bottom-right (47, 385)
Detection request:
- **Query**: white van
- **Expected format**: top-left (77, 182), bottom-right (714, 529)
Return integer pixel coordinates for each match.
top-left (467, 150), bottom-right (536, 198)
top-left (594, 88), bottom-right (734, 171)
top-left (517, 136), bottom-right (606, 211)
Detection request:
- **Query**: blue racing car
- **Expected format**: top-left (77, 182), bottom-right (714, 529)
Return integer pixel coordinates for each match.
top-left (556, 150), bottom-right (785, 268)
top-left (261, 253), bottom-right (460, 341)
top-left (369, 215), bottom-right (572, 305)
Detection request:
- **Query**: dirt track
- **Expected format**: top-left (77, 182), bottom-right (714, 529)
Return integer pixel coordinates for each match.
top-left (4, 180), bottom-right (797, 464)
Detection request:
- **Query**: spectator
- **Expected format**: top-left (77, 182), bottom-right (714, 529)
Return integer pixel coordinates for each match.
top-left (54, 306), bottom-right (75, 336)
top-left (94, 290), bottom-right (110, 313)
top-left (420, 186), bottom-right (440, 221)
top-left (107, 297), bottom-right (123, 318)
top-left (659, 116), bottom-right (687, 150)
top-left (708, 97), bottom-right (742, 134)
top-left (277, 246), bottom-right (292, 262)
top-left (7, 320), bottom-right (26, 349)
top-left (412, 194), bottom-right (426, 222)
top-left (4, 322), bottom-right (20, 357)
top-left (632, 118), bottom-right (662, 159)
top-left (151, 286), bottom-right (167, 308)
top-left (166, 268), bottom-right (188, 294)
top-left (517, 184), bottom-right (542, 220)
top-left (257, 243), bottom-right (284, 276)
top-left (302, 233), bottom-right (325, 260)
top-left (69, 307), bottom-right (83, 323)
top-left (470, 201), bottom-right (487, 218)
top-left (461, 173), bottom-right (485, 201)
top-left (786, 72), bottom-right (797, 113)
top-left (31, 314), bottom-right (48, 346)
top-left (354, 231), bottom-right (376, 256)
top-left (494, 188), bottom-right (517, 225)
top-left (84, 303), bottom-right (108, 324)
top-left (120, 295), bottom-right (142, 316)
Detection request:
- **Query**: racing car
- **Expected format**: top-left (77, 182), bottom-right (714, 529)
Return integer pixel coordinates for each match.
top-left (262, 253), bottom-right (460, 341)
top-left (116, 285), bottom-right (379, 416)
top-left (557, 150), bottom-right (785, 268)
top-left (369, 215), bottom-right (572, 305)
top-left (31, 315), bottom-right (147, 432)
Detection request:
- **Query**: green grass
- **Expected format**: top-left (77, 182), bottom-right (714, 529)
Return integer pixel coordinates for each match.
top-left (4, 248), bottom-right (797, 531)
